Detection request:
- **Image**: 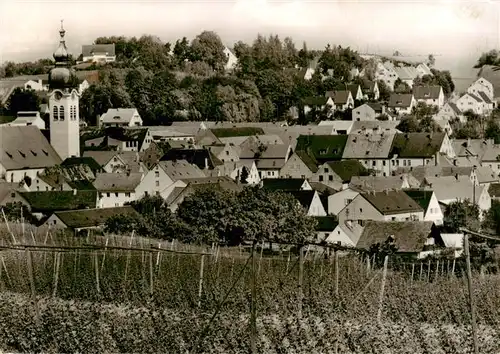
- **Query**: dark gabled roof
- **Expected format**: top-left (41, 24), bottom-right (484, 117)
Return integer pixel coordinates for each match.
top-left (54, 206), bottom-right (139, 230)
top-left (262, 179), bottom-right (307, 192)
top-left (303, 96), bottom-right (329, 106)
top-left (403, 189), bottom-right (434, 211)
top-left (477, 91), bottom-right (493, 104)
top-left (20, 190), bottom-right (98, 213)
top-left (160, 148), bottom-right (222, 170)
top-left (360, 190), bottom-right (423, 215)
top-left (285, 190), bottom-right (316, 209)
top-left (366, 102), bottom-right (384, 113)
top-left (331, 90), bottom-right (351, 105)
top-left (309, 182), bottom-right (339, 195)
top-left (388, 93), bottom-right (414, 108)
top-left (488, 183), bottom-right (500, 198)
top-left (210, 127), bottom-right (265, 138)
top-left (447, 102), bottom-right (462, 115)
top-left (295, 150), bottom-right (319, 173)
top-left (347, 84), bottom-right (361, 98)
top-left (295, 135), bottom-right (348, 162)
top-left (390, 133), bottom-right (446, 158)
top-left (356, 221), bottom-right (435, 253)
top-left (106, 126), bottom-right (148, 145)
top-left (360, 79), bottom-right (376, 91)
top-left (326, 160), bottom-right (367, 183)
top-left (61, 157), bottom-right (103, 174)
top-left (315, 216), bottom-right (338, 231)
top-left (413, 85), bottom-right (442, 100)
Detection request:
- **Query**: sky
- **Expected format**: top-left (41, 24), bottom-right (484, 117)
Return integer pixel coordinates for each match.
top-left (0, 0), bottom-right (499, 76)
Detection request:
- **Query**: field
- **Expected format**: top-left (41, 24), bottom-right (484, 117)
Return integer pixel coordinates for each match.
top-left (1, 224), bottom-right (500, 352)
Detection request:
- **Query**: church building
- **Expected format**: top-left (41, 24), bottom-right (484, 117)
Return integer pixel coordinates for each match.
top-left (49, 21), bottom-right (80, 160)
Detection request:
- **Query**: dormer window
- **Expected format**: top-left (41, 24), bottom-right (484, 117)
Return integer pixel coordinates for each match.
top-left (113, 116), bottom-right (121, 120)
top-left (319, 149), bottom-right (327, 155)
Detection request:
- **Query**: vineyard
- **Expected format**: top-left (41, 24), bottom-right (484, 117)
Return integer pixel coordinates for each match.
top-left (1, 224), bottom-right (500, 352)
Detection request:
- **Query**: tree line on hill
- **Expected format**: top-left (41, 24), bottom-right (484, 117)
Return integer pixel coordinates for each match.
top-left (0, 31), bottom-right (454, 126)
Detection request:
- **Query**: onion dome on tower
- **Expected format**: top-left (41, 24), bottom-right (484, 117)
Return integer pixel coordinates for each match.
top-left (49, 20), bottom-right (77, 90)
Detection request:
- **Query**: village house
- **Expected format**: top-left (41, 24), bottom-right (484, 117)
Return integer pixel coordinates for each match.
top-left (285, 190), bottom-right (327, 216)
top-left (302, 96), bottom-right (335, 117)
top-left (17, 189), bottom-right (99, 219)
top-left (416, 63), bottom-right (433, 77)
top-left (388, 93), bottom-right (417, 116)
top-left (423, 175), bottom-right (491, 217)
top-left (100, 108), bottom-right (143, 128)
top-left (83, 151), bottom-right (146, 174)
top-left (337, 190), bottom-right (424, 225)
top-left (261, 178), bottom-right (312, 192)
top-left (351, 103), bottom-right (385, 121)
top-left (29, 163), bottom-right (96, 192)
top-left (389, 132), bottom-right (454, 170)
top-left (325, 90), bottom-right (354, 111)
top-left (93, 172), bottom-right (143, 208)
top-left (393, 66), bottom-right (419, 88)
top-left (206, 143), bottom-right (241, 163)
top-left (375, 62), bottom-right (398, 90)
top-left (456, 93), bottom-right (485, 116)
top-left (7, 111), bottom-right (46, 129)
top-left (0, 181), bottom-right (30, 207)
top-left (160, 148), bottom-right (223, 171)
top-left (43, 206), bottom-right (138, 233)
top-left (295, 135), bottom-right (348, 164)
top-left (209, 160), bottom-right (260, 185)
top-left (467, 77), bottom-right (494, 101)
top-left (101, 127), bottom-right (152, 153)
top-left (240, 144), bottom-right (292, 179)
top-left (342, 132), bottom-right (395, 176)
top-left (356, 221), bottom-right (442, 259)
top-left (311, 160), bottom-right (367, 190)
top-left (314, 216), bottom-right (341, 244)
top-left (223, 46), bottom-right (238, 71)
top-left (0, 126), bottom-right (62, 183)
top-left (135, 160), bottom-right (206, 199)
top-left (435, 102), bottom-right (464, 123)
top-left (350, 121), bottom-right (400, 134)
top-left (346, 84), bottom-right (364, 101)
top-left (479, 144), bottom-right (500, 176)
top-left (404, 189), bottom-right (444, 225)
top-left (413, 85), bottom-right (445, 108)
top-left (327, 220), bottom-right (364, 247)
top-left (327, 187), bottom-right (360, 217)
top-left (81, 44), bottom-right (116, 63)
top-left (279, 151), bottom-right (318, 179)
top-left (349, 174), bottom-right (420, 192)
top-left (360, 80), bottom-right (380, 100)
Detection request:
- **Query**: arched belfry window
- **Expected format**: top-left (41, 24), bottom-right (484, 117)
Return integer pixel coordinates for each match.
top-left (59, 106), bottom-right (65, 121)
top-left (53, 106), bottom-right (59, 121)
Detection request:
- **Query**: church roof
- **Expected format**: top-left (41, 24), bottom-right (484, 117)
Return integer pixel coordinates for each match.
top-left (0, 126), bottom-right (62, 171)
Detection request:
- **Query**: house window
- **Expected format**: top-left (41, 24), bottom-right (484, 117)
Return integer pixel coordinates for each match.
top-left (226, 151), bottom-right (229, 156)
top-left (408, 160), bottom-right (411, 166)
top-left (324, 168), bottom-right (328, 173)
top-left (383, 161), bottom-right (386, 166)
top-left (59, 106), bottom-right (65, 121)
top-left (345, 198), bottom-right (352, 205)
top-left (329, 175), bottom-right (333, 181)
top-left (391, 217), bottom-right (396, 221)
top-left (125, 193), bottom-right (130, 197)
top-left (53, 106), bottom-right (59, 121)
top-left (115, 193), bottom-right (119, 197)
top-left (301, 175), bottom-right (305, 179)
top-left (403, 160), bottom-right (406, 166)
top-left (155, 181), bottom-right (160, 187)
top-left (115, 203), bottom-right (119, 207)
top-left (357, 220), bottom-right (365, 226)
top-left (372, 161), bottom-right (376, 167)
top-left (106, 193), bottom-right (110, 197)
top-left (155, 171), bottom-right (160, 178)
top-left (359, 208), bottom-right (363, 213)
top-left (319, 175), bottom-right (324, 181)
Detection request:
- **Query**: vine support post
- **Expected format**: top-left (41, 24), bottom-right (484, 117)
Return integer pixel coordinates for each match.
top-left (298, 245), bottom-right (304, 318)
top-left (376, 255), bottom-right (389, 325)
top-left (250, 242), bottom-right (257, 354)
top-left (197, 254), bottom-right (205, 309)
top-left (464, 234), bottom-right (479, 354)
top-left (334, 249), bottom-right (339, 296)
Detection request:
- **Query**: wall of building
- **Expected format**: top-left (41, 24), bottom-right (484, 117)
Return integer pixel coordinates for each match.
top-left (280, 154), bottom-right (314, 179)
top-left (99, 191), bottom-right (136, 208)
top-left (328, 189), bottom-right (360, 216)
top-left (135, 164), bottom-right (174, 199)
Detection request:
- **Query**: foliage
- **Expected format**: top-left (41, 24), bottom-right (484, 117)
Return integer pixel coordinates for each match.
top-left (454, 121), bottom-right (481, 139)
top-left (190, 31), bottom-right (227, 72)
top-left (239, 166), bottom-right (249, 184)
top-left (376, 80), bottom-right (391, 101)
top-left (0, 59), bottom-right (52, 78)
top-left (413, 69), bottom-right (455, 96)
top-left (7, 87), bottom-right (41, 115)
top-left (1, 202), bottom-right (36, 224)
top-left (485, 119), bottom-right (500, 143)
top-left (394, 78), bottom-right (411, 93)
top-left (474, 50), bottom-right (500, 68)
top-left (104, 213), bottom-right (144, 235)
top-left (482, 200), bottom-right (500, 235)
top-left (79, 82), bottom-right (133, 124)
top-left (443, 199), bottom-right (480, 232)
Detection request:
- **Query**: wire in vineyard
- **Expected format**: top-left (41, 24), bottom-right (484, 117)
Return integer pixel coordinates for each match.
top-left (192, 247), bottom-right (254, 353)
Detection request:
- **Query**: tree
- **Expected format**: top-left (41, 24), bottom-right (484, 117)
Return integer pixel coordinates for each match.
top-left (79, 83), bottom-right (133, 125)
top-left (396, 116), bottom-right (420, 133)
top-left (443, 200), bottom-right (480, 233)
top-left (485, 119), bottom-right (500, 143)
top-left (427, 54), bottom-right (436, 67)
top-left (1, 202), bottom-right (36, 224)
top-left (482, 200), bottom-right (500, 235)
top-left (104, 213), bottom-right (145, 235)
top-left (240, 166), bottom-right (249, 184)
top-left (454, 121), bottom-right (481, 139)
top-left (376, 80), bottom-right (391, 102)
top-left (394, 78), bottom-right (411, 93)
top-left (190, 31), bottom-right (227, 71)
top-left (474, 50), bottom-right (500, 68)
top-left (173, 37), bottom-right (191, 66)
top-left (7, 88), bottom-right (40, 115)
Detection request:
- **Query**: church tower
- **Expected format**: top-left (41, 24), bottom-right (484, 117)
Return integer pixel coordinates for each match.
top-left (49, 21), bottom-right (80, 159)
